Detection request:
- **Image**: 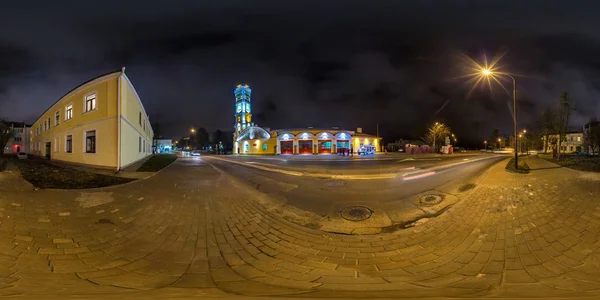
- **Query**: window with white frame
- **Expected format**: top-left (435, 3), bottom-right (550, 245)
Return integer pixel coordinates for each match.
top-left (139, 136), bottom-right (142, 152)
top-left (85, 130), bottom-right (96, 153)
top-left (47, 117), bottom-right (50, 129)
top-left (139, 112), bottom-right (142, 125)
top-left (66, 104), bottom-right (73, 120)
top-left (65, 135), bottom-right (72, 153)
top-left (43, 120), bottom-right (47, 131)
top-left (84, 93), bottom-right (96, 112)
top-left (55, 111), bottom-right (60, 126)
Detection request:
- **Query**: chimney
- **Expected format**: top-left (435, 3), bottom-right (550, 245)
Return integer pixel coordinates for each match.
top-left (356, 127), bottom-right (362, 133)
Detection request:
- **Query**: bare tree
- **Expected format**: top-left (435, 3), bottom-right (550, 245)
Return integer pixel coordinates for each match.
top-left (539, 107), bottom-right (556, 153)
top-left (423, 122), bottom-right (451, 152)
top-left (0, 120), bottom-right (15, 156)
top-left (555, 92), bottom-right (574, 160)
top-left (587, 119), bottom-right (600, 156)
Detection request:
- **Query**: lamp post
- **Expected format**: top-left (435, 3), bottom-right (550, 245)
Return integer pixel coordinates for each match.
top-left (497, 138), bottom-right (501, 149)
top-left (190, 128), bottom-right (195, 150)
top-left (484, 140), bottom-right (487, 150)
top-left (432, 122), bottom-right (438, 153)
top-left (482, 69), bottom-right (518, 169)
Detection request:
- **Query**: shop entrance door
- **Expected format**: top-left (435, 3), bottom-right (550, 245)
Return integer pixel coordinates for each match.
top-left (298, 140), bottom-right (313, 154)
top-left (318, 140), bottom-right (332, 154)
top-left (336, 140), bottom-right (349, 154)
top-left (280, 141), bottom-right (293, 154)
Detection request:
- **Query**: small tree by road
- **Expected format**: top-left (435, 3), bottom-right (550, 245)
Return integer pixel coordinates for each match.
top-left (423, 122), bottom-right (451, 152)
top-left (0, 120), bottom-right (15, 156)
top-left (587, 119), bottom-right (600, 155)
top-left (555, 92), bottom-right (575, 160)
top-left (539, 107), bottom-right (556, 153)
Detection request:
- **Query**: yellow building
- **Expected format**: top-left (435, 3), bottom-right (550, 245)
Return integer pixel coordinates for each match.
top-left (543, 132), bottom-right (584, 153)
top-left (234, 127), bottom-right (381, 155)
top-left (30, 68), bottom-right (153, 170)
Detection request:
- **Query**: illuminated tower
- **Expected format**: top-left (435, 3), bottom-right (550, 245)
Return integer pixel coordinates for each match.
top-left (234, 83), bottom-right (252, 134)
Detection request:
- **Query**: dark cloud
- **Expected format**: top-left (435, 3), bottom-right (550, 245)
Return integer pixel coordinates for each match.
top-left (2, 1), bottom-right (600, 146)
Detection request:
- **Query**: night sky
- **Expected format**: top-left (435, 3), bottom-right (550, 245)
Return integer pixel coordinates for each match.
top-left (1, 1), bottom-right (600, 146)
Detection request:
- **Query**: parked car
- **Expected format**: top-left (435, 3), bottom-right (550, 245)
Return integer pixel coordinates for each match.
top-left (357, 145), bottom-right (376, 155)
top-left (191, 151), bottom-right (201, 156)
top-left (17, 152), bottom-right (28, 159)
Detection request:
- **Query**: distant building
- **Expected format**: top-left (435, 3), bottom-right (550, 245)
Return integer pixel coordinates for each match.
top-left (542, 131), bottom-right (584, 153)
top-left (231, 84), bottom-right (381, 155)
top-left (3, 122), bottom-right (31, 154)
top-left (30, 68), bottom-right (153, 170)
top-left (154, 139), bottom-right (173, 153)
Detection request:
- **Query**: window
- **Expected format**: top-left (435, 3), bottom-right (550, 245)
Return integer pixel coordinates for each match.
top-left (570, 146), bottom-right (574, 151)
top-left (48, 118), bottom-right (51, 129)
top-left (139, 112), bottom-right (142, 125)
top-left (66, 135), bottom-right (72, 153)
top-left (570, 137), bottom-right (574, 142)
top-left (85, 130), bottom-right (96, 153)
top-left (14, 137), bottom-right (21, 142)
top-left (577, 136), bottom-right (581, 142)
top-left (55, 111), bottom-right (60, 126)
top-left (65, 104), bottom-right (73, 120)
top-left (143, 140), bottom-right (146, 153)
top-left (43, 120), bottom-right (47, 131)
top-left (84, 93), bottom-right (96, 112)
top-left (139, 136), bottom-right (142, 152)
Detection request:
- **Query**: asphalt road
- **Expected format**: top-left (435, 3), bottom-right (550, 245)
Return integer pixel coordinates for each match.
top-left (203, 153), bottom-right (507, 217)
top-left (216, 152), bottom-right (495, 175)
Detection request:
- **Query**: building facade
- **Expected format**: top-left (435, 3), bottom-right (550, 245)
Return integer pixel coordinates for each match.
top-left (231, 84), bottom-right (381, 155)
top-left (30, 68), bottom-right (153, 170)
top-left (3, 122), bottom-right (31, 154)
top-left (542, 132), bottom-right (584, 153)
top-left (154, 139), bottom-right (173, 154)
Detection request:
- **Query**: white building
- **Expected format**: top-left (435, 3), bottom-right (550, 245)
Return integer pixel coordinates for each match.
top-left (154, 139), bottom-right (173, 153)
top-left (4, 122), bottom-right (31, 154)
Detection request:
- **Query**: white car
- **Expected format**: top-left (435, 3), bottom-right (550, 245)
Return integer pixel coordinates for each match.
top-left (17, 152), bottom-right (27, 159)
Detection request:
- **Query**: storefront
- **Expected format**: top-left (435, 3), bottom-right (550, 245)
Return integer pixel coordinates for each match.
top-left (236, 127), bottom-right (381, 155)
top-left (280, 140), bottom-right (293, 154)
top-left (318, 140), bottom-right (332, 154)
top-left (298, 140), bottom-right (312, 154)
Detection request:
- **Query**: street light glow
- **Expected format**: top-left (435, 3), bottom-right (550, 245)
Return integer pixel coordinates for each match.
top-left (482, 69), bottom-right (492, 76)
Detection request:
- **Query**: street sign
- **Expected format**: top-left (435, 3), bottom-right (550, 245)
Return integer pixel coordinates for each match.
top-left (445, 136), bottom-right (450, 146)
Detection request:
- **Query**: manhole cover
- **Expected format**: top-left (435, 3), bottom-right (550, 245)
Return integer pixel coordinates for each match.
top-left (340, 206), bottom-right (372, 221)
top-left (419, 194), bottom-right (443, 206)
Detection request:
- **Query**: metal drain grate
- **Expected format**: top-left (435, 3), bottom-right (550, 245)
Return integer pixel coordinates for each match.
top-left (340, 206), bottom-right (372, 221)
top-left (419, 194), bottom-right (443, 206)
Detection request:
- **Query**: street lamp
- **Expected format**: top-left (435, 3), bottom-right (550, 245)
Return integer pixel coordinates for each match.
top-left (482, 68), bottom-right (518, 169)
top-left (484, 140), bottom-right (487, 150)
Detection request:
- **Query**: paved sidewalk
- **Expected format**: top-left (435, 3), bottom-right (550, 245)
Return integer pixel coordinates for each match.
top-left (1, 156), bottom-right (600, 298)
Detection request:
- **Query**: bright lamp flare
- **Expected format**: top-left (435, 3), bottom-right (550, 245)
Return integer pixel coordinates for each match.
top-left (460, 52), bottom-right (510, 97)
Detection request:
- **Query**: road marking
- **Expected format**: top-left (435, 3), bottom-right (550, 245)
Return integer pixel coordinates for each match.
top-left (399, 167), bottom-right (416, 171)
top-left (403, 171), bottom-right (436, 181)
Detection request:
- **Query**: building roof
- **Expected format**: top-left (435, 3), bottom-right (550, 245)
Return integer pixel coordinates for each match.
top-left (271, 127), bottom-right (354, 133)
top-left (2, 121), bottom-right (32, 128)
top-left (32, 69), bottom-right (123, 124)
